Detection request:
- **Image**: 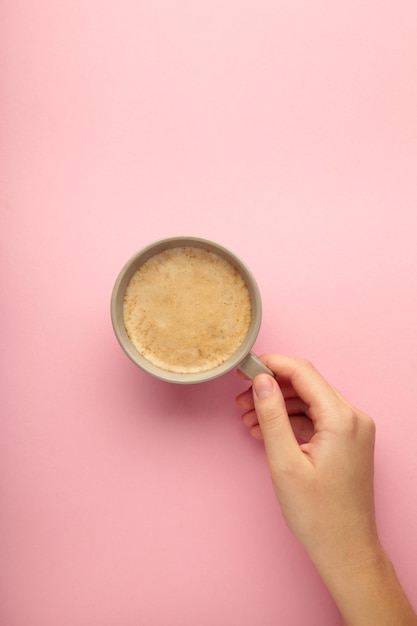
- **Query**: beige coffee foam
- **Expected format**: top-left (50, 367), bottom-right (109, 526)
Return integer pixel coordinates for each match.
top-left (123, 247), bottom-right (252, 374)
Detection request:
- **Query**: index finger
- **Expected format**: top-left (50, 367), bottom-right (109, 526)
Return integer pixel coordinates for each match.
top-left (258, 355), bottom-right (343, 423)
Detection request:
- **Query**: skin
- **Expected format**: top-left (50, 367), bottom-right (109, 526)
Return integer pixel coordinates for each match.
top-left (236, 354), bottom-right (417, 626)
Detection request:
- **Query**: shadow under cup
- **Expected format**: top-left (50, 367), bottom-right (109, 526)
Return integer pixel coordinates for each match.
top-left (111, 236), bottom-right (273, 384)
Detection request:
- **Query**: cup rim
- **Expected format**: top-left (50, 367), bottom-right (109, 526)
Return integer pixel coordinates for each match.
top-left (110, 236), bottom-right (262, 383)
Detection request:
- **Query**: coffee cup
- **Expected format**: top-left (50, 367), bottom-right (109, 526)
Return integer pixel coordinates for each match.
top-left (111, 236), bottom-right (274, 383)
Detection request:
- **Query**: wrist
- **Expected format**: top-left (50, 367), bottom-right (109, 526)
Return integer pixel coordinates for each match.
top-left (310, 534), bottom-right (386, 592)
top-left (306, 522), bottom-right (383, 579)
top-left (309, 540), bottom-right (417, 626)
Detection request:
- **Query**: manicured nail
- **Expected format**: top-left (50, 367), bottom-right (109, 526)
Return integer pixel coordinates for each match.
top-left (253, 375), bottom-right (275, 399)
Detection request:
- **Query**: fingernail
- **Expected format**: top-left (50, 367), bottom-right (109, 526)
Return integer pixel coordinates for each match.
top-left (253, 375), bottom-right (275, 398)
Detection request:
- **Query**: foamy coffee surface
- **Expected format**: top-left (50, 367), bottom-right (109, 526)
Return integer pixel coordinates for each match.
top-left (123, 246), bottom-right (252, 373)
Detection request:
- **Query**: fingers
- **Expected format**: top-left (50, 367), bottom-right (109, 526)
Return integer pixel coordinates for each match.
top-left (236, 355), bottom-right (358, 448)
top-left (242, 403), bottom-right (313, 440)
top-left (240, 395), bottom-right (309, 417)
top-left (236, 382), bottom-right (297, 410)
top-left (251, 375), bottom-right (302, 467)
top-left (251, 355), bottom-right (346, 428)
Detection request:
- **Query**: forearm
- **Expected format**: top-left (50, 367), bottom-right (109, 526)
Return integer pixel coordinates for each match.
top-left (312, 542), bottom-right (417, 626)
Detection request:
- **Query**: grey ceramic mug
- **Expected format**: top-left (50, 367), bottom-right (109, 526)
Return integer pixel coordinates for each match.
top-left (111, 236), bottom-right (274, 383)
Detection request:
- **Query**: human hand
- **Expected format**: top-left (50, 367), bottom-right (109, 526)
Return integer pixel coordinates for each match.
top-left (236, 354), bottom-right (378, 569)
top-left (237, 355), bottom-right (417, 625)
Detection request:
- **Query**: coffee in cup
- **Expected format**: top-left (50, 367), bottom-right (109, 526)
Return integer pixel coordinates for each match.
top-left (123, 246), bottom-right (252, 374)
top-left (111, 236), bottom-right (273, 383)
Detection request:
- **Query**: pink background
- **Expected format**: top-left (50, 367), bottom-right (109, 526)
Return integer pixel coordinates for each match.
top-left (2, 1), bottom-right (417, 624)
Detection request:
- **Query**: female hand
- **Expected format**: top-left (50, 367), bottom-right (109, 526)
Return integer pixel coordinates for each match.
top-left (236, 354), bottom-right (378, 566)
top-left (236, 355), bottom-right (417, 626)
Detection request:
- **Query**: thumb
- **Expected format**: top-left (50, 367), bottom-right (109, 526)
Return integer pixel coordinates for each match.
top-left (253, 374), bottom-right (301, 466)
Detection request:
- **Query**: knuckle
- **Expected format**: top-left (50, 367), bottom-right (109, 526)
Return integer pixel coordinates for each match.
top-left (363, 413), bottom-right (376, 437)
top-left (336, 406), bottom-right (376, 439)
top-left (261, 405), bottom-right (285, 425)
top-left (297, 358), bottom-right (315, 371)
top-left (338, 407), bottom-right (359, 433)
top-left (259, 405), bottom-right (287, 433)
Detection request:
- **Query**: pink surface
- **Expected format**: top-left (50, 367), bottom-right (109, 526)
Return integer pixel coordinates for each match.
top-left (1, 1), bottom-right (417, 624)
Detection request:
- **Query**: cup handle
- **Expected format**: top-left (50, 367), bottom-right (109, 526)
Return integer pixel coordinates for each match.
top-left (238, 352), bottom-right (275, 380)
